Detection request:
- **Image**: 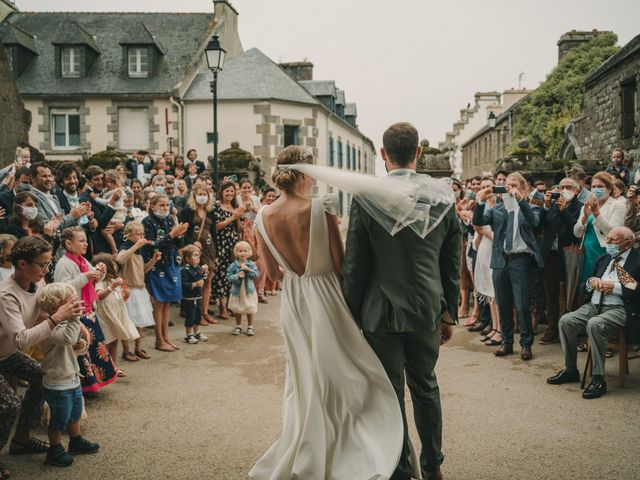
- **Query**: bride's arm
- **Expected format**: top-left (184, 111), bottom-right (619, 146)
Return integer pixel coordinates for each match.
top-left (326, 212), bottom-right (344, 280)
top-left (255, 230), bottom-right (283, 281)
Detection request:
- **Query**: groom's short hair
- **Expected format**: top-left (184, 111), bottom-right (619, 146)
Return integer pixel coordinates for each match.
top-left (383, 122), bottom-right (419, 167)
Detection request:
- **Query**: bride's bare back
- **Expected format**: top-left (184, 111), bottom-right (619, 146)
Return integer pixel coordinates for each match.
top-left (260, 196), bottom-right (313, 277)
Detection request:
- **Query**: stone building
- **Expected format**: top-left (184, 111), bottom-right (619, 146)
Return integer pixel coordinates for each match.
top-left (557, 30), bottom-right (610, 62)
top-left (459, 90), bottom-right (531, 178)
top-left (569, 33), bottom-right (640, 164)
top-left (183, 47), bottom-right (375, 215)
top-left (438, 91), bottom-right (502, 177)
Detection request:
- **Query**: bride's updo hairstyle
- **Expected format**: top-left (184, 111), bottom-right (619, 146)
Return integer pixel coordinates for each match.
top-left (272, 145), bottom-right (313, 191)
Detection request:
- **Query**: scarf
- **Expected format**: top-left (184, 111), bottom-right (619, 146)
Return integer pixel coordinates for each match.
top-left (65, 252), bottom-right (97, 314)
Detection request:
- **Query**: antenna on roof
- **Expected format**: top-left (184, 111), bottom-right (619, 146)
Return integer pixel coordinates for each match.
top-left (518, 72), bottom-right (525, 89)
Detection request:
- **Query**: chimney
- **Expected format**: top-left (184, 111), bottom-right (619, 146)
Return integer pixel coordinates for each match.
top-left (557, 29), bottom-right (611, 62)
top-left (279, 61), bottom-right (314, 82)
top-left (213, 1), bottom-right (244, 59)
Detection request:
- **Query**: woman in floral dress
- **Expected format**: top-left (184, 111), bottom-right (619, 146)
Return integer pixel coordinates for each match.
top-left (213, 180), bottom-right (244, 319)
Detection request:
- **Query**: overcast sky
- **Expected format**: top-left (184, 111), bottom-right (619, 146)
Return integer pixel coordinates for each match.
top-left (17, 0), bottom-right (640, 157)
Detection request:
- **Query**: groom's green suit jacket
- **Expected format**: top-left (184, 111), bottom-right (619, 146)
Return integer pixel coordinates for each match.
top-left (342, 179), bottom-right (462, 333)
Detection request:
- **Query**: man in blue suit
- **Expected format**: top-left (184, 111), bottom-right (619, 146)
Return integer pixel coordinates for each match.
top-left (473, 172), bottom-right (544, 360)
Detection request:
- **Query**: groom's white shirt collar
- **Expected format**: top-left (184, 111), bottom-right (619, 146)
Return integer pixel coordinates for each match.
top-left (386, 168), bottom-right (416, 177)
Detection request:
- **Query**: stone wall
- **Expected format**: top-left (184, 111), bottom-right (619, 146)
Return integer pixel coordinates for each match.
top-left (573, 53), bottom-right (640, 164)
top-left (0, 40), bottom-right (29, 166)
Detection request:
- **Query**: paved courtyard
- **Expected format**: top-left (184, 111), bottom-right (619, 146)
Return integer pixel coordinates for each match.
top-left (6, 295), bottom-right (640, 480)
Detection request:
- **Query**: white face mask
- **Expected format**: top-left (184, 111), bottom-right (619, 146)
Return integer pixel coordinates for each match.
top-left (561, 190), bottom-right (575, 202)
top-left (195, 195), bottom-right (209, 205)
top-left (20, 206), bottom-right (38, 220)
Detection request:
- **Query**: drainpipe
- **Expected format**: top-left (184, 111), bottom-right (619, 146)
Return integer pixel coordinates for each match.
top-left (169, 96), bottom-right (184, 156)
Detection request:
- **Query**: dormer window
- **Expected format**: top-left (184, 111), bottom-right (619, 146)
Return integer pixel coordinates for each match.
top-left (61, 46), bottom-right (82, 78)
top-left (128, 47), bottom-right (149, 78)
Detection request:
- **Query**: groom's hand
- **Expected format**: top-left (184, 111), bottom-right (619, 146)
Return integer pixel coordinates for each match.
top-left (440, 323), bottom-right (453, 345)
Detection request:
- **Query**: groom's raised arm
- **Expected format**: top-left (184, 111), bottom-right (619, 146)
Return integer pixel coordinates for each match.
top-left (342, 199), bottom-right (372, 328)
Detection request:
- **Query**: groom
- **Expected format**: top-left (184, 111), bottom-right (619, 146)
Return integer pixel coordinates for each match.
top-left (343, 122), bottom-right (461, 480)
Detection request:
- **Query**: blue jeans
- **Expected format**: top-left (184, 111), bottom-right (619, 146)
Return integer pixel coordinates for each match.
top-left (43, 386), bottom-right (83, 432)
top-left (492, 255), bottom-right (534, 348)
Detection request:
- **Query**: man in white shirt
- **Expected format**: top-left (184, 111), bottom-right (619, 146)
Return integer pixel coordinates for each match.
top-left (547, 226), bottom-right (640, 399)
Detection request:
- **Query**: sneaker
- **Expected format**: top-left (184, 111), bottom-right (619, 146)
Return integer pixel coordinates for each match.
top-left (45, 444), bottom-right (74, 467)
top-left (68, 436), bottom-right (99, 455)
top-left (184, 334), bottom-right (198, 344)
top-left (232, 326), bottom-right (242, 335)
top-left (194, 332), bottom-right (208, 342)
top-left (246, 326), bottom-right (255, 336)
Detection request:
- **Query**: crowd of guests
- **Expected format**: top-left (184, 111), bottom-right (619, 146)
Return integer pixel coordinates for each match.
top-left (0, 147), bottom-right (278, 478)
top-left (456, 147), bottom-right (640, 400)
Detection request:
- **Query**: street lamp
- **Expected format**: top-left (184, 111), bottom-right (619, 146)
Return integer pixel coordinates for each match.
top-left (487, 111), bottom-right (497, 129)
top-left (205, 35), bottom-right (226, 185)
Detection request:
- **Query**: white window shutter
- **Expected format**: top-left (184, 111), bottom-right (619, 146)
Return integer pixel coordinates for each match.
top-left (119, 108), bottom-right (149, 150)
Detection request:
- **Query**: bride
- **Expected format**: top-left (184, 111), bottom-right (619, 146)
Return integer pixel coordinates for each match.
top-left (250, 146), bottom-right (404, 480)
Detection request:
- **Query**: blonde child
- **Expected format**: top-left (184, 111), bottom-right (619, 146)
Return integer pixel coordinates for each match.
top-left (116, 221), bottom-right (159, 360)
top-left (0, 234), bottom-right (17, 281)
top-left (180, 245), bottom-right (209, 344)
top-left (38, 283), bottom-right (99, 467)
top-left (92, 253), bottom-right (140, 377)
top-left (227, 241), bottom-right (259, 336)
top-left (101, 170), bottom-right (126, 253)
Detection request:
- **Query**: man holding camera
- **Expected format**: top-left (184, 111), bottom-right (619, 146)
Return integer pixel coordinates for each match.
top-left (474, 172), bottom-right (544, 360)
top-left (539, 178), bottom-right (584, 344)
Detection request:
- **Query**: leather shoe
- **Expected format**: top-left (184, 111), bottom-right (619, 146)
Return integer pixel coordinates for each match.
top-left (538, 328), bottom-right (559, 345)
top-left (494, 344), bottom-right (513, 357)
top-left (546, 369), bottom-right (580, 385)
top-left (468, 322), bottom-right (488, 332)
top-left (421, 468), bottom-right (443, 480)
top-left (582, 377), bottom-right (607, 399)
top-left (520, 346), bottom-right (533, 361)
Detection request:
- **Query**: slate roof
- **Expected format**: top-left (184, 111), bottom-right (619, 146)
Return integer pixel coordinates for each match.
top-left (299, 80), bottom-right (336, 97)
top-left (183, 48), bottom-right (318, 105)
top-left (0, 21), bottom-right (38, 54)
top-left (0, 12), bottom-right (215, 96)
top-left (51, 21), bottom-right (101, 54)
top-left (585, 33), bottom-right (640, 86)
top-left (345, 103), bottom-right (357, 116)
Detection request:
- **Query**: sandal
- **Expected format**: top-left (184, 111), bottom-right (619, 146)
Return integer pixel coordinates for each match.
top-left (485, 337), bottom-right (502, 346)
top-left (155, 344), bottom-right (175, 352)
top-left (605, 349), bottom-right (615, 359)
top-left (117, 369), bottom-right (126, 378)
top-left (462, 316), bottom-right (478, 327)
top-left (122, 351), bottom-right (139, 362)
top-left (9, 436), bottom-right (49, 455)
top-left (577, 343), bottom-right (588, 352)
top-left (134, 349), bottom-right (151, 359)
top-left (480, 329), bottom-right (496, 342)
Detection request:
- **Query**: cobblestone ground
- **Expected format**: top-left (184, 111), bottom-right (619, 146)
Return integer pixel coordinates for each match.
top-left (5, 295), bottom-right (640, 480)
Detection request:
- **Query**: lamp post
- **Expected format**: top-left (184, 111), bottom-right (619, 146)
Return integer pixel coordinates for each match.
top-left (205, 35), bottom-right (226, 185)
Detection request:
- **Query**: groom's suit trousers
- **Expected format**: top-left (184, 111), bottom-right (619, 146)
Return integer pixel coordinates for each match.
top-left (364, 329), bottom-right (443, 479)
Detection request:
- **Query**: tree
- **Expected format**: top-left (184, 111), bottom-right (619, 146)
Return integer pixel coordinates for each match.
top-left (511, 33), bottom-right (619, 159)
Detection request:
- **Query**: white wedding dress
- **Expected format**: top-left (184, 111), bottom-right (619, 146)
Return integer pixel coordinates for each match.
top-left (250, 196), bottom-right (404, 480)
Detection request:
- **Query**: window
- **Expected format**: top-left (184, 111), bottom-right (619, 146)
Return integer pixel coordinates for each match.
top-left (329, 135), bottom-right (335, 166)
top-left (206, 132), bottom-right (216, 144)
top-left (284, 125), bottom-right (299, 147)
top-left (51, 110), bottom-right (80, 149)
top-left (346, 143), bottom-right (351, 169)
top-left (61, 46), bottom-right (81, 78)
top-left (358, 149), bottom-right (361, 171)
top-left (128, 47), bottom-right (149, 78)
top-left (364, 152), bottom-right (368, 173)
top-left (352, 146), bottom-right (356, 170)
top-left (338, 191), bottom-right (344, 217)
top-left (621, 79), bottom-right (637, 140)
top-left (118, 108), bottom-right (149, 150)
top-left (337, 140), bottom-right (343, 168)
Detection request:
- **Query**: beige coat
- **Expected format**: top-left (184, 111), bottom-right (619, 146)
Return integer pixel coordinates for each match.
top-left (573, 196), bottom-right (626, 247)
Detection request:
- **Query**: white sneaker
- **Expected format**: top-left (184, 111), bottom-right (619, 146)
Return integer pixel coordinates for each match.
top-left (195, 332), bottom-right (208, 342)
top-left (184, 334), bottom-right (198, 344)
top-left (232, 326), bottom-right (242, 336)
top-left (246, 327), bottom-right (255, 337)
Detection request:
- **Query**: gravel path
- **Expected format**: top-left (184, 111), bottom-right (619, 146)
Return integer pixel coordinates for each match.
top-left (6, 295), bottom-right (640, 479)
